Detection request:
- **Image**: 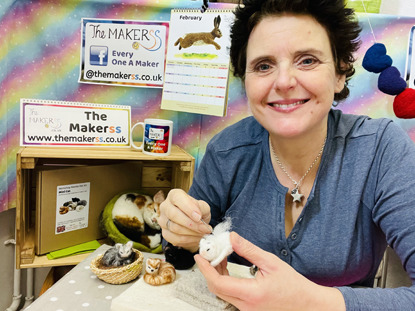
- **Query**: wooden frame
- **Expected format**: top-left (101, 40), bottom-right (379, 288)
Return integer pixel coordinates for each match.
top-left (15, 145), bottom-right (194, 268)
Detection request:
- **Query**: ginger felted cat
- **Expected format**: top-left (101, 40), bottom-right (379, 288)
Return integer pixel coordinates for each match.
top-left (143, 258), bottom-right (176, 286)
top-left (111, 190), bottom-right (164, 249)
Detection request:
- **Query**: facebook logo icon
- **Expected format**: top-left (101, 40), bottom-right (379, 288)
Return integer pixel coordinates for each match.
top-left (90, 46), bottom-right (108, 66)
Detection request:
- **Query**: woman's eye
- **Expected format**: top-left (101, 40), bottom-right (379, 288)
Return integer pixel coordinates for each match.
top-left (259, 64), bottom-right (270, 70)
top-left (255, 63), bottom-right (271, 72)
top-left (298, 56), bottom-right (319, 68)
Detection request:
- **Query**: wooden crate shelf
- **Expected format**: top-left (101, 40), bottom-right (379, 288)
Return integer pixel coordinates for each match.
top-left (15, 145), bottom-right (194, 269)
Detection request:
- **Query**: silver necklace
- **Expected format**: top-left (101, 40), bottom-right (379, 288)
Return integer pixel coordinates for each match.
top-left (269, 136), bottom-right (327, 203)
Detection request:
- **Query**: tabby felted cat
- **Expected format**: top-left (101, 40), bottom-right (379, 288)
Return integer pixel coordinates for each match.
top-left (143, 258), bottom-right (176, 286)
top-left (112, 190), bottom-right (164, 249)
top-left (101, 241), bottom-right (136, 267)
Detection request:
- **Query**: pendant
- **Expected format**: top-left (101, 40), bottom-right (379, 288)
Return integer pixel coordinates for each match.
top-left (291, 187), bottom-right (304, 203)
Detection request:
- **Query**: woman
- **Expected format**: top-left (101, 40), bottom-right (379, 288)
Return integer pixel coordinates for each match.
top-left (159, 0), bottom-right (415, 310)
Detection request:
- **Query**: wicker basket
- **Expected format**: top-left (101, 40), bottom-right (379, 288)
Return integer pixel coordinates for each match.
top-left (90, 249), bottom-right (143, 285)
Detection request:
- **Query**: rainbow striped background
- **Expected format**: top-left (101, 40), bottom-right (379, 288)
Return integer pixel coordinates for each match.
top-left (1, 1), bottom-right (415, 212)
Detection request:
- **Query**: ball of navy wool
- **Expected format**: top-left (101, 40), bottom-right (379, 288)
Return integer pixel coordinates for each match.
top-left (362, 43), bottom-right (393, 73)
top-left (378, 66), bottom-right (407, 95)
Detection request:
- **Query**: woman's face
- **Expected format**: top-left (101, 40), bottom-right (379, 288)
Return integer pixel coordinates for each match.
top-left (245, 14), bottom-right (345, 139)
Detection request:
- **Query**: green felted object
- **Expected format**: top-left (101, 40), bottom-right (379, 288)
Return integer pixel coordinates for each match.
top-left (346, 0), bottom-right (381, 13)
top-left (46, 240), bottom-right (101, 260)
top-left (101, 192), bottom-right (162, 254)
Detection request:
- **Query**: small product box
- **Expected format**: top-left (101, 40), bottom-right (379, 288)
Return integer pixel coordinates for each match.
top-left (35, 162), bottom-right (142, 255)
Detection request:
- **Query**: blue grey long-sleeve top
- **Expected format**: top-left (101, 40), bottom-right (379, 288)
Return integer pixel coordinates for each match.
top-left (188, 109), bottom-right (415, 310)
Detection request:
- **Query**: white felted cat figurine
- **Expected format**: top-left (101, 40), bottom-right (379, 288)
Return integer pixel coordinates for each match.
top-left (199, 217), bottom-right (233, 267)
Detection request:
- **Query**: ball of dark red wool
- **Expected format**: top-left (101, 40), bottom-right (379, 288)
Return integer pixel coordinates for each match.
top-left (393, 88), bottom-right (415, 119)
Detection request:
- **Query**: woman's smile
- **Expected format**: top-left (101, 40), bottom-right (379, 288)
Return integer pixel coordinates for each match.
top-left (267, 99), bottom-right (309, 111)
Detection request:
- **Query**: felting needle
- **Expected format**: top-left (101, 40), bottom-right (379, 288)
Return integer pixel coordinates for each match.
top-left (201, 218), bottom-right (213, 233)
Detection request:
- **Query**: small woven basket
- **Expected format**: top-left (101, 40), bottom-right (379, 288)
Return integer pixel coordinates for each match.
top-left (90, 249), bottom-right (143, 285)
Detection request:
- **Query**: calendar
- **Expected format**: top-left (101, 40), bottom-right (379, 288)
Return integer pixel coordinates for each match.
top-left (161, 9), bottom-right (234, 117)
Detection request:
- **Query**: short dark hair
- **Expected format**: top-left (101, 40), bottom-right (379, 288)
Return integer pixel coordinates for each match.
top-left (230, 0), bottom-right (361, 102)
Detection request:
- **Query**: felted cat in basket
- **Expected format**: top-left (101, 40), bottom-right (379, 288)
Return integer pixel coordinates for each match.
top-left (101, 241), bottom-right (136, 267)
top-left (112, 190), bottom-right (164, 249)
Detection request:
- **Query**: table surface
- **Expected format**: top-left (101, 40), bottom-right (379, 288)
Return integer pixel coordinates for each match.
top-left (25, 245), bottom-right (252, 311)
top-left (25, 245), bottom-right (138, 311)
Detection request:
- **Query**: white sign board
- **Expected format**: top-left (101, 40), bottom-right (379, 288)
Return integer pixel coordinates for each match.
top-left (20, 99), bottom-right (131, 147)
top-left (79, 18), bottom-right (168, 88)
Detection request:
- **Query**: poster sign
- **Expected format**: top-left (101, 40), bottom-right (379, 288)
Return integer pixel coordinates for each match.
top-left (405, 25), bottom-right (415, 89)
top-left (56, 182), bottom-right (90, 235)
top-left (20, 99), bottom-right (131, 147)
top-left (79, 18), bottom-right (169, 88)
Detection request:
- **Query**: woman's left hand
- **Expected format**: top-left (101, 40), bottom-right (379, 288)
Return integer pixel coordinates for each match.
top-left (194, 232), bottom-right (346, 311)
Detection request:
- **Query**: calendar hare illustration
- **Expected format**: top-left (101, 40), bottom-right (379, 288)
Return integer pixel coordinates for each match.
top-left (174, 15), bottom-right (222, 50)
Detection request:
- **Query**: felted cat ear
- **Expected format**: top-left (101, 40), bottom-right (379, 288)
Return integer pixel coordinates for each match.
top-left (362, 42), bottom-right (415, 119)
top-left (153, 190), bottom-right (165, 204)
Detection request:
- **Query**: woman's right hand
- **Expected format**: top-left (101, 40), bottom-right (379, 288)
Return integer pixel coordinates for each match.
top-left (158, 189), bottom-right (212, 253)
